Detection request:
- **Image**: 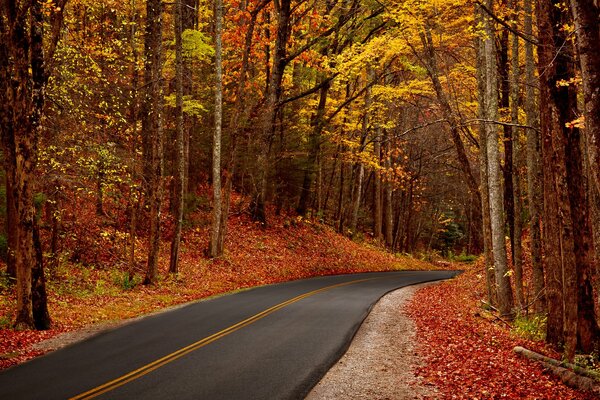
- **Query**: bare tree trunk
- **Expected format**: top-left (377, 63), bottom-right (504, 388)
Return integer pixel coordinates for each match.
top-left (253, 0), bottom-right (291, 225)
top-left (383, 129), bottom-right (394, 247)
top-left (475, 5), bottom-right (496, 305)
top-left (169, 0), bottom-right (184, 271)
top-left (373, 125), bottom-right (383, 241)
top-left (143, 0), bottom-right (164, 285)
top-left (209, 0), bottom-right (223, 258)
top-left (499, 22), bottom-right (515, 266)
top-left (524, 0), bottom-right (545, 314)
top-left (483, 0), bottom-right (513, 317)
top-left (510, 0), bottom-right (524, 309)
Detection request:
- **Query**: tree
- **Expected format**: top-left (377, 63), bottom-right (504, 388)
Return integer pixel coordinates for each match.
top-left (142, 0), bottom-right (165, 285)
top-left (538, 0), bottom-right (599, 359)
top-left (209, 0), bottom-right (223, 258)
top-left (482, 0), bottom-right (513, 317)
top-left (169, 0), bottom-right (185, 272)
top-left (569, 0), bottom-right (600, 206)
top-left (0, 0), bottom-right (66, 329)
top-left (523, 0), bottom-right (544, 314)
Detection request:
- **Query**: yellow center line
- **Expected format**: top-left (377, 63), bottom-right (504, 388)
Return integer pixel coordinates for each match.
top-left (69, 278), bottom-right (375, 400)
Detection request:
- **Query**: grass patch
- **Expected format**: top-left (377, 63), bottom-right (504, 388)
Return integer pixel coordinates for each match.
top-left (511, 314), bottom-right (546, 341)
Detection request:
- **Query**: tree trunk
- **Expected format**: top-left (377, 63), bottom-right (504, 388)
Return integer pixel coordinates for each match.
top-left (524, 0), bottom-right (545, 314)
top-left (143, 0), bottom-right (164, 285)
top-left (170, 0), bottom-right (185, 270)
top-left (5, 173), bottom-right (17, 279)
top-left (569, 0), bottom-right (600, 206)
top-left (373, 125), bottom-right (383, 241)
top-left (0, 0), bottom-right (61, 330)
top-left (483, 0), bottom-right (513, 317)
top-left (420, 26), bottom-right (482, 211)
top-left (253, 0), bottom-right (292, 225)
top-left (499, 24), bottom-right (516, 268)
top-left (475, 5), bottom-right (496, 305)
top-left (209, 0), bottom-right (223, 258)
top-left (383, 130), bottom-right (394, 247)
top-left (510, 0), bottom-right (524, 309)
top-left (297, 78), bottom-right (330, 216)
top-left (569, 0), bottom-right (600, 352)
top-left (538, 0), bottom-right (576, 356)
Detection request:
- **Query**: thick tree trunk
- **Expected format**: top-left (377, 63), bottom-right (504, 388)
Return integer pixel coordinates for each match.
top-left (143, 0), bottom-right (164, 285)
top-left (538, 0), bottom-right (577, 357)
top-left (0, 0), bottom-right (58, 330)
top-left (483, 0), bottom-right (513, 317)
top-left (569, 0), bottom-right (600, 352)
top-left (569, 0), bottom-right (600, 205)
top-left (524, 0), bottom-right (545, 313)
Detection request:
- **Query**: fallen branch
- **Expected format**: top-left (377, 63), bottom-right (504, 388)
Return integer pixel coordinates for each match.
top-left (514, 346), bottom-right (600, 395)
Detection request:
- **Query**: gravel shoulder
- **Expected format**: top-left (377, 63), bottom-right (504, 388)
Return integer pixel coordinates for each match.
top-left (306, 283), bottom-right (438, 400)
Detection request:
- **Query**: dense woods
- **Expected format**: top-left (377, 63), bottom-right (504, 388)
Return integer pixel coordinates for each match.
top-left (1, 0), bottom-right (599, 363)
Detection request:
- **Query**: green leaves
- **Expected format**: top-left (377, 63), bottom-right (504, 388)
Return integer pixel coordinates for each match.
top-left (182, 29), bottom-right (214, 61)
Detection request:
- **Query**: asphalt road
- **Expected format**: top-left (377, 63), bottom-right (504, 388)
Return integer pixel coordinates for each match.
top-left (0, 270), bottom-right (459, 400)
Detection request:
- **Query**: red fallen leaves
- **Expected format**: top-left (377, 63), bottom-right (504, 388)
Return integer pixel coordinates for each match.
top-left (408, 263), bottom-right (595, 400)
top-left (0, 329), bottom-right (66, 370)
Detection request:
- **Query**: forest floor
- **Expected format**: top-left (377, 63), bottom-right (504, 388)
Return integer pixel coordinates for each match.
top-left (0, 210), bottom-right (595, 398)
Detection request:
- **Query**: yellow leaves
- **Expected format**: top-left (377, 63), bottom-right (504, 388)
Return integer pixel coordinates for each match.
top-left (555, 76), bottom-right (581, 87)
top-left (566, 115), bottom-right (585, 130)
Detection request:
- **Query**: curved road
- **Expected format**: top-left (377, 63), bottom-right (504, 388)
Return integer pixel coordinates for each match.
top-left (0, 270), bottom-right (459, 400)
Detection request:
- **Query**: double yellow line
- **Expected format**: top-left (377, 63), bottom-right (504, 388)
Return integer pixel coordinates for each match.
top-left (70, 278), bottom-right (373, 400)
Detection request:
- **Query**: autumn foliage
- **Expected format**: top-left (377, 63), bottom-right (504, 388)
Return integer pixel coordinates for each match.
top-left (408, 260), bottom-right (595, 399)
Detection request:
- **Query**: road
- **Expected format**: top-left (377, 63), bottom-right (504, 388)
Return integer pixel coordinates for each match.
top-left (0, 270), bottom-right (459, 400)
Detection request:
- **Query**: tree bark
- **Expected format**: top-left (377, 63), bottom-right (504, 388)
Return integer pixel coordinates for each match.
top-left (209, 0), bottom-right (224, 258)
top-left (0, 0), bottom-right (62, 329)
top-left (475, 5), bottom-right (496, 305)
top-left (510, 0), bottom-right (524, 309)
top-left (483, 0), bottom-right (513, 317)
top-left (169, 0), bottom-right (185, 271)
top-left (524, 0), bottom-right (545, 314)
top-left (569, 0), bottom-right (600, 206)
top-left (569, 0), bottom-right (600, 352)
top-left (253, 0), bottom-right (292, 225)
top-left (143, 0), bottom-right (164, 285)
top-left (538, 0), bottom-right (576, 356)
top-left (383, 130), bottom-right (394, 247)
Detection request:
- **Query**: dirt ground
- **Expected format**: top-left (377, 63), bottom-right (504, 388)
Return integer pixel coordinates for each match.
top-left (307, 283), bottom-right (438, 400)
